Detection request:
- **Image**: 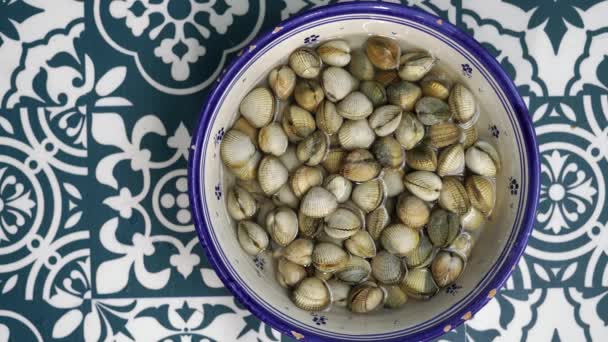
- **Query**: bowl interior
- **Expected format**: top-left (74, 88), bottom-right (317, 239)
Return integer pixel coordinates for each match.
top-left (192, 11), bottom-right (533, 341)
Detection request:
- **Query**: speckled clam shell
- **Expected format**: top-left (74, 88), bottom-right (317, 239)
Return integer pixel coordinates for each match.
top-left (323, 175), bottom-right (352, 203)
top-left (403, 171), bottom-right (443, 202)
top-left (258, 155), bottom-right (289, 195)
top-left (437, 144), bottom-right (465, 176)
top-left (366, 205), bottom-right (390, 241)
top-left (227, 186), bottom-right (257, 221)
top-left (292, 277), bottom-right (331, 311)
top-left (298, 211), bottom-right (322, 238)
top-left (341, 149), bottom-right (381, 183)
top-left (403, 234), bottom-right (434, 268)
top-left (352, 179), bottom-right (386, 213)
top-left (439, 176), bottom-right (470, 215)
top-left (258, 123), bottom-right (288, 156)
top-left (380, 224), bottom-right (420, 256)
top-left (316, 100), bottom-right (343, 135)
top-left (294, 79), bottom-right (324, 112)
top-left (239, 87), bottom-right (276, 128)
top-left (283, 238), bottom-right (314, 266)
top-left (322, 148), bottom-right (347, 174)
top-left (290, 165), bottom-right (324, 198)
top-left (268, 65), bottom-right (296, 100)
top-left (465, 141), bottom-right (500, 176)
top-left (396, 194), bottom-right (430, 229)
top-left (371, 136), bottom-right (404, 168)
top-left (394, 112), bottom-right (425, 150)
top-left (327, 279), bottom-right (352, 307)
top-left (427, 122), bottom-right (462, 149)
top-left (337, 119), bottom-right (375, 150)
top-left (465, 175), bottom-right (495, 216)
top-left (272, 184), bottom-right (300, 209)
top-left (398, 51), bottom-right (435, 82)
top-left (323, 207), bottom-right (363, 240)
top-left (300, 186), bottom-right (338, 218)
top-left (371, 251), bottom-right (405, 285)
top-left (368, 105), bottom-right (403, 137)
top-left (366, 36), bottom-right (400, 70)
top-left (359, 80), bottom-right (387, 107)
top-left (415, 97), bottom-right (451, 125)
top-left (237, 221), bottom-right (269, 255)
top-left (383, 285), bottom-right (408, 308)
top-left (431, 251), bottom-right (465, 288)
top-left (317, 40), bottom-right (351, 67)
top-left (277, 258), bottom-right (307, 288)
top-left (406, 144), bottom-right (437, 171)
top-left (289, 48), bottom-right (322, 79)
top-left (296, 130), bottom-right (329, 166)
top-left (336, 256), bottom-right (371, 284)
top-left (232, 116), bottom-right (259, 147)
top-left (337, 91), bottom-right (374, 120)
top-left (387, 81), bottom-right (422, 111)
top-left (282, 105), bottom-right (316, 143)
top-left (421, 71), bottom-right (452, 100)
top-left (220, 129), bottom-right (257, 168)
top-left (381, 168), bottom-right (405, 197)
top-left (348, 282), bottom-right (386, 313)
top-left (449, 83), bottom-right (477, 124)
top-left (322, 67), bottom-right (359, 102)
top-left (266, 207), bottom-right (299, 247)
top-left (345, 230), bottom-right (376, 258)
top-left (427, 209), bottom-right (461, 247)
top-left (400, 267), bottom-right (438, 299)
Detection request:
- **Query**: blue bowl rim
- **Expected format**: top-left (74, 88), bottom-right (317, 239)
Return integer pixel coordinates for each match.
top-left (188, 2), bottom-right (540, 341)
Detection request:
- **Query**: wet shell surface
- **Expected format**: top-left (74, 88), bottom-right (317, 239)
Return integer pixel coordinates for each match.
top-left (239, 87), bottom-right (276, 128)
top-left (360, 80), bottom-right (388, 107)
top-left (437, 144), bottom-right (465, 176)
top-left (292, 277), bottom-right (331, 311)
top-left (312, 242), bottom-right (349, 272)
top-left (337, 91), bottom-right (374, 120)
top-left (268, 65), bottom-right (296, 100)
top-left (448, 231), bottom-right (474, 261)
top-left (372, 136), bottom-right (404, 168)
top-left (400, 267), bottom-right (438, 299)
top-left (323, 175), bottom-right (352, 203)
top-left (371, 251), bottom-right (405, 285)
top-left (383, 285), bottom-right (408, 308)
top-left (327, 279), bottom-right (351, 306)
top-left (345, 230), bottom-right (377, 258)
top-left (406, 144), bottom-right (438, 171)
top-left (348, 50), bottom-right (375, 81)
top-left (465, 141), bottom-right (501, 176)
top-left (237, 221), bottom-right (269, 255)
top-left (461, 206), bottom-right (486, 231)
top-left (258, 155), bottom-right (289, 195)
top-left (348, 282), bottom-right (386, 313)
top-left (266, 207), bottom-right (299, 247)
top-left (396, 194), bottom-right (430, 228)
top-left (449, 83), bottom-right (477, 124)
top-left (317, 40), bottom-right (351, 67)
top-left (258, 123), bottom-right (288, 156)
top-left (300, 186), bottom-right (338, 218)
top-left (282, 105), bottom-right (316, 142)
top-left (462, 125), bottom-right (479, 149)
top-left (381, 168), bottom-right (405, 197)
top-left (296, 130), bottom-right (329, 166)
top-left (278, 145), bottom-right (302, 173)
top-left (403, 234), bottom-right (434, 268)
top-left (415, 97), bottom-right (451, 126)
top-left (352, 179), bottom-right (386, 213)
top-left (403, 171), bottom-right (443, 202)
top-left (380, 224), bottom-right (420, 256)
top-left (283, 238), bottom-right (314, 266)
top-left (336, 255), bottom-right (372, 284)
top-left (277, 258), bottom-right (307, 288)
top-left (420, 71), bottom-right (452, 100)
top-left (439, 176), bottom-right (470, 215)
top-left (298, 211), bottom-right (322, 238)
top-left (465, 175), bottom-right (496, 216)
top-left (368, 105), bottom-right (403, 137)
top-left (316, 100), bottom-right (343, 135)
top-left (427, 209), bottom-right (461, 247)
top-left (398, 51), bottom-right (435, 82)
top-left (366, 205), bottom-right (390, 241)
top-left (375, 70), bottom-right (400, 86)
top-left (220, 129), bottom-right (256, 168)
top-left (322, 67), bottom-right (359, 102)
top-left (341, 149), bottom-right (381, 182)
top-left (427, 122), bottom-right (461, 149)
top-left (295, 79), bottom-right (324, 112)
top-left (290, 165), bottom-right (324, 198)
top-left (273, 184), bottom-right (300, 209)
top-left (431, 251), bottom-right (464, 287)
top-left (324, 206), bottom-right (363, 240)
top-left (232, 116), bottom-right (259, 146)
top-left (338, 119), bottom-right (375, 150)
top-left (366, 36), bottom-right (400, 70)
top-left (289, 48), bottom-right (322, 79)
top-left (322, 148), bottom-right (347, 174)
top-left (394, 112), bottom-right (425, 150)
top-left (227, 186), bottom-right (257, 221)
top-left (387, 81), bottom-right (422, 111)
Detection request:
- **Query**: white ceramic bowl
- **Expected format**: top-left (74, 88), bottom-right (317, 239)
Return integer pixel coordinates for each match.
top-left (189, 3), bottom-right (539, 341)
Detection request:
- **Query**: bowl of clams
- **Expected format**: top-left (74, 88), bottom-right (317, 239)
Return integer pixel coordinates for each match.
top-left (188, 2), bottom-right (540, 341)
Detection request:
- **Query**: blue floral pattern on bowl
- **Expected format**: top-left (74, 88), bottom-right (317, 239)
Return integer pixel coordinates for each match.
top-left (461, 63), bottom-right (473, 78)
top-left (304, 34), bottom-right (320, 45)
top-left (311, 313), bottom-right (327, 326)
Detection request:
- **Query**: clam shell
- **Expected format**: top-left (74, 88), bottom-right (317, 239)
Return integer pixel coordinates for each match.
top-left (449, 83), bottom-right (477, 124)
top-left (232, 116), bottom-right (259, 146)
top-left (272, 184), bottom-right (299, 209)
top-left (282, 105), bottom-right (316, 142)
top-left (336, 255), bottom-right (371, 284)
top-left (266, 207), bottom-right (299, 247)
top-left (227, 186), bottom-right (257, 221)
top-left (316, 229), bottom-right (345, 247)
top-left (371, 136), bottom-right (404, 168)
top-left (406, 144), bottom-right (437, 171)
top-left (366, 205), bottom-right (390, 240)
top-left (317, 40), bottom-right (351, 67)
top-left (403, 234), bottom-right (434, 268)
top-left (427, 209), bottom-right (461, 247)
top-left (387, 81), bottom-right (422, 111)
top-left (465, 175), bottom-right (495, 216)
top-left (258, 123), bottom-right (288, 156)
top-left (322, 67), bottom-right (359, 102)
top-left (278, 145), bottom-right (302, 173)
top-left (337, 119), bottom-right (375, 150)
top-left (394, 112), bottom-right (425, 150)
top-left (368, 105), bottom-right (403, 137)
top-left (415, 97), bottom-right (451, 125)
top-left (296, 130), bottom-right (329, 166)
top-left (220, 129), bottom-right (257, 168)
top-left (315, 269), bottom-right (334, 281)
top-left (292, 277), bottom-right (331, 311)
top-left (268, 65), bottom-right (296, 100)
top-left (290, 165), bottom-right (325, 198)
top-left (380, 224), bottom-right (420, 256)
top-left (448, 232), bottom-right (473, 261)
top-left (400, 267), bottom-right (438, 299)
top-left (460, 206), bottom-right (486, 231)
top-left (427, 122), bottom-right (461, 149)
top-left (295, 79), bottom-right (324, 112)
top-left (327, 279), bottom-right (351, 307)
top-left (348, 282), bottom-right (386, 313)
top-left (237, 221), bottom-right (269, 255)
top-left (289, 48), bottom-right (322, 79)
top-left (381, 168), bottom-right (405, 197)
top-left (300, 186), bottom-right (338, 218)
top-left (316, 100), bottom-right (343, 135)
top-left (398, 51), bottom-right (435, 82)
top-left (345, 230), bottom-right (376, 258)
top-left (465, 141), bottom-right (500, 176)
top-left (298, 211), bottom-right (322, 238)
top-left (322, 148), bottom-right (347, 174)
top-left (403, 171), bottom-right (443, 202)
top-left (230, 151), bottom-right (262, 181)
top-left (421, 71), bottom-right (452, 100)
top-left (375, 70), bottom-right (400, 86)
top-left (277, 258), bottom-right (307, 288)
top-left (324, 207), bottom-right (363, 240)
top-left (348, 50), bottom-right (375, 81)
top-left (366, 36), bottom-right (400, 70)
top-left (383, 285), bottom-right (408, 308)
top-left (337, 91), bottom-right (374, 120)
top-left (323, 175), bottom-right (352, 203)
top-left (439, 176), bottom-right (470, 215)
top-left (283, 238), bottom-right (314, 266)
top-left (359, 81), bottom-right (387, 107)
top-left (352, 179), bottom-right (386, 213)
top-left (341, 149), bottom-right (381, 182)
top-left (258, 155), bottom-right (288, 195)
top-left (236, 178), bottom-right (264, 195)
top-left (371, 251), bottom-right (405, 285)
top-left (254, 195), bottom-right (276, 227)
top-left (462, 125), bottom-right (479, 149)
top-left (239, 87), bottom-right (276, 128)
top-left (396, 194), bottom-right (430, 228)
top-left (312, 242), bottom-right (349, 272)
top-left (431, 251), bottom-right (464, 287)
top-left (437, 144), bottom-right (465, 176)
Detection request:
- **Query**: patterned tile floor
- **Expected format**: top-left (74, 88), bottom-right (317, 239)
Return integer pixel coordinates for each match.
top-left (0, 0), bottom-right (607, 341)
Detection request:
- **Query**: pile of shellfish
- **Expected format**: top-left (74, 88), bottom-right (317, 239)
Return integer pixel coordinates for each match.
top-left (220, 36), bottom-right (501, 313)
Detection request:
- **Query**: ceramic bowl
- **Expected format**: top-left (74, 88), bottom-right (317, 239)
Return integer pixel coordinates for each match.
top-left (188, 3), bottom-right (539, 341)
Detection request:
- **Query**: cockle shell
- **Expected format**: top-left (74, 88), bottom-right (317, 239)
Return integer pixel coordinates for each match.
top-left (465, 141), bottom-right (500, 177)
top-left (448, 232), bottom-right (473, 261)
top-left (381, 168), bottom-right (405, 197)
top-left (366, 205), bottom-right (390, 241)
top-left (375, 70), bottom-right (399, 86)
top-left (278, 145), bottom-right (302, 173)
top-left (282, 105), bottom-right (316, 143)
top-left (383, 285), bottom-right (408, 308)
top-left (431, 251), bottom-right (464, 288)
top-left (292, 277), bottom-right (331, 311)
top-left (227, 186), bottom-right (257, 221)
top-left (449, 83), bottom-right (477, 124)
top-left (380, 224), bottom-right (420, 256)
top-left (420, 71), bottom-right (452, 100)
top-left (254, 195), bottom-right (276, 227)
top-left (283, 238), bottom-right (314, 266)
top-left (415, 97), bottom-right (451, 125)
top-left (296, 130), bottom-right (329, 166)
top-left (387, 81), bottom-right (422, 111)
top-left (400, 267), bottom-right (438, 299)
top-left (465, 175), bottom-right (495, 216)
top-left (236, 178), bottom-right (264, 195)
top-left (337, 119), bottom-right (375, 150)
top-left (439, 176), bottom-right (470, 215)
top-left (316, 100), bottom-right (343, 135)
top-left (290, 165), bottom-right (324, 198)
top-left (323, 175), bottom-right (352, 203)
top-left (327, 279), bottom-right (352, 307)
top-left (460, 206), bottom-right (486, 231)
top-left (266, 207), bottom-right (299, 246)
top-left (258, 123), bottom-right (288, 156)
top-left (366, 36), bottom-right (400, 70)
top-left (406, 144), bottom-right (437, 171)
top-left (220, 129), bottom-right (257, 168)
top-left (237, 221), bottom-right (269, 255)
top-left (258, 155), bottom-right (289, 195)
top-left (371, 136), bottom-right (404, 168)
top-left (403, 234), bottom-right (434, 268)
top-left (337, 91), bottom-right (374, 120)
top-left (341, 149), bottom-right (381, 182)
top-left (394, 112), bottom-right (425, 150)
top-left (317, 40), bottom-right (351, 67)
top-left (345, 230), bottom-right (376, 258)
top-left (239, 87), bottom-right (276, 128)
top-left (312, 242), bottom-right (349, 272)
top-left (336, 255), bottom-right (371, 284)
top-left (368, 105), bottom-right (403, 137)
top-left (396, 194), bottom-right (430, 229)
top-left (268, 65), bottom-right (296, 100)
top-left (295, 79), bottom-right (324, 112)
top-left (272, 184), bottom-right (300, 209)
top-left (427, 209), bottom-right (460, 247)
top-left (233, 156), bottom-right (263, 187)
top-left (398, 51), bottom-right (435, 82)
top-left (371, 251), bottom-right (405, 285)
top-left (348, 282), bottom-right (386, 313)
top-left (427, 122), bottom-right (461, 149)
top-left (352, 179), bottom-right (386, 213)
top-left (232, 116), bottom-right (259, 146)
top-left (289, 48), bottom-right (322, 79)
top-left (324, 207), bottom-right (363, 240)
top-left (348, 50), bottom-right (375, 81)
top-left (437, 144), bottom-right (465, 176)
top-left (322, 148), bottom-right (347, 174)
top-left (322, 67), bottom-right (359, 102)
top-left (359, 81), bottom-right (387, 107)
top-left (277, 258), bottom-right (307, 288)
top-left (300, 186), bottom-right (338, 218)
top-left (298, 211), bottom-right (322, 238)
top-left (462, 125), bottom-right (478, 149)
top-left (403, 171), bottom-right (442, 202)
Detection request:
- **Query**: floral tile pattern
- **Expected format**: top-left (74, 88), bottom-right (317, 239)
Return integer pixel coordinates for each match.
top-left (0, 0), bottom-right (607, 341)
